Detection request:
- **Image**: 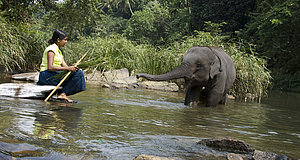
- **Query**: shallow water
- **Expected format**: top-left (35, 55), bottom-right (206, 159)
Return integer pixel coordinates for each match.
top-left (0, 83), bottom-right (299, 159)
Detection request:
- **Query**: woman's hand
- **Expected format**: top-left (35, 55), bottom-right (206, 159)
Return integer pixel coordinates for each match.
top-left (67, 66), bottom-right (79, 72)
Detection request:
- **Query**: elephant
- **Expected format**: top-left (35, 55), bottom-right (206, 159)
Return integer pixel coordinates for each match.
top-left (136, 46), bottom-right (236, 107)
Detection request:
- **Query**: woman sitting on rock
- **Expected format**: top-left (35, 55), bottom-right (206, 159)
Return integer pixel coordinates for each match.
top-left (37, 29), bottom-right (86, 102)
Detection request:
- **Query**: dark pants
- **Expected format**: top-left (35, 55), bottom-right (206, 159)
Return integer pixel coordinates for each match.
top-left (37, 70), bottom-right (86, 96)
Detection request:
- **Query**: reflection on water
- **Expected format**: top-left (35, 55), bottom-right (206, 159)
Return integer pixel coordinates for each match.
top-left (32, 104), bottom-right (81, 139)
top-left (0, 84), bottom-right (299, 159)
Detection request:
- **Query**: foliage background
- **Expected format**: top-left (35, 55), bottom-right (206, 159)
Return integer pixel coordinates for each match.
top-left (1, 0), bottom-right (298, 97)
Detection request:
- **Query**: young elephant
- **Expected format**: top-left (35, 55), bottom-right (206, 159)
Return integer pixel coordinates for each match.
top-left (136, 46), bottom-right (236, 107)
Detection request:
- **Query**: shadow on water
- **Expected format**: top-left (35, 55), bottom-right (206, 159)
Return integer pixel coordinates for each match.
top-left (0, 84), bottom-right (299, 159)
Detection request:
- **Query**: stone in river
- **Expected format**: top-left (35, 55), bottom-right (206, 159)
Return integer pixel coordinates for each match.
top-left (0, 83), bottom-right (61, 99)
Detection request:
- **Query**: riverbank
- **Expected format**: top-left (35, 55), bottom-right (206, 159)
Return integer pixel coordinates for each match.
top-left (0, 69), bottom-right (180, 100)
top-left (6, 69), bottom-right (238, 100)
top-left (8, 69), bottom-right (180, 92)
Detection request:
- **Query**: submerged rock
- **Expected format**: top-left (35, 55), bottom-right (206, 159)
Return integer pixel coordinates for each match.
top-left (197, 138), bottom-right (293, 160)
top-left (134, 154), bottom-right (178, 160)
top-left (253, 150), bottom-right (289, 160)
top-left (198, 137), bottom-right (253, 154)
top-left (0, 142), bottom-right (45, 158)
top-left (227, 153), bottom-right (244, 160)
top-left (227, 153), bottom-right (253, 160)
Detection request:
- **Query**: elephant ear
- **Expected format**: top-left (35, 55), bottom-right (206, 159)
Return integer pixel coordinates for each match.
top-left (208, 47), bottom-right (223, 79)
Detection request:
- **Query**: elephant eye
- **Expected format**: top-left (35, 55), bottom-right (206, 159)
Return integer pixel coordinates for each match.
top-left (196, 63), bottom-right (202, 68)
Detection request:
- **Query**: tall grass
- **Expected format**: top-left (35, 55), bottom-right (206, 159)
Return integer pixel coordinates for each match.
top-left (63, 35), bottom-right (181, 75)
top-left (225, 43), bottom-right (272, 99)
top-left (0, 18), bottom-right (48, 72)
top-left (0, 18), bottom-right (25, 71)
top-left (17, 22), bottom-right (49, 71)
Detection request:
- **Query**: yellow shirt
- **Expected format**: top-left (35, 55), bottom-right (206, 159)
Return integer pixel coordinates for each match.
top-left (40, 43), bottom-right (63, 71)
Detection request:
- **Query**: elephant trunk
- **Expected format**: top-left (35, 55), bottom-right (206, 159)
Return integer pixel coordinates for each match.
top-left (137, 63), bottom-right (191, 81)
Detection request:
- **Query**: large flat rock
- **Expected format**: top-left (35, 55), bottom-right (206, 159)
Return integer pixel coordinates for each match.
top-left (0, 83), bottom-right (61, 99)
top-left (12, 72), bottom-right (39, 82)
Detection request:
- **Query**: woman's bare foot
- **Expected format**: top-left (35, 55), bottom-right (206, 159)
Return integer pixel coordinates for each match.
top-left (57, 93), bottom-right (73, 103)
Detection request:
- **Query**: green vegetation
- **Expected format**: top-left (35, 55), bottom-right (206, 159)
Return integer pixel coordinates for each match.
top-left (62, 31), bottom-right (271, 99)
top-left (240, 0), bottom-right (300, 91)
top-left (0, 18), bottom-right (48, 72)
top-left (1, 0), bottom-right (299, 99)
top-left (0, 18), bottom-right (25, 72)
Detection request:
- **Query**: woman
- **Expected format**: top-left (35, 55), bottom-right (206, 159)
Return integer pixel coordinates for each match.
top-left (37, 29), bottom-right (86, 102)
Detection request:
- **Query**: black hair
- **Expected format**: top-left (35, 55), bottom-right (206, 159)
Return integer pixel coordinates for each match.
top-left (48, 29), bottom-right (67, 44)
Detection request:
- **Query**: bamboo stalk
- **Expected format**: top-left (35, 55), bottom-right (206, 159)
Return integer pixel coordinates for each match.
top-left (44, 48), bottom-right (92, 102)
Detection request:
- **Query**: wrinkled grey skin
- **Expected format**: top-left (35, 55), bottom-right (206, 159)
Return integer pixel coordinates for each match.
top-left (136, 46), bottom-right (236, 107)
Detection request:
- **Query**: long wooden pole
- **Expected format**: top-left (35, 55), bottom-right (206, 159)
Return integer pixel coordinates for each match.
top-left (44, 48), bottom-right (91, 102)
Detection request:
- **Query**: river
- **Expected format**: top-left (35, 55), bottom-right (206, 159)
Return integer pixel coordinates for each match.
top-left (0, 79), bottom-right (299, 159)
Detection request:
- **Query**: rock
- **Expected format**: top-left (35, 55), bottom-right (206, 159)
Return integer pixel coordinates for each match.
top-left (0, 83), bottom-right (61, 99)
top-left (84, 70), bottom-right (102, 83)
top-left (102, 83), bottom-right (111, 88)
top-left (0, 142), bottom-right (45, 157)
top-left (227, 94), bottom-right (235, 100)
top-left (275, 155), bottom-right (289, 160)
top-left (134, 154), bottom-right (177, 160)
top-left (227, 153), bottom-right (253, 160)
top-left (121, 76), bottom-right (138, 85)
top-left (244, 93), bottom-right (256, 102)
top-left (85, 69), bottom-right (139, 87)
top-left (138, 81), bottom-right (179, 92)
top-left (198, 137), bottom-right (253, 154)
top-left (252, 150), bottom-right (289, 160)
top-left (102, 68), bottom-right (130, 83)
top-left (227, 153), bottom-right (243, 160)
top-left (169, 79), bottom-right (185, 92)
top-left (12, 72), bottom-right (39, 82)
top-left (102, 82), bottom-right (132, 89)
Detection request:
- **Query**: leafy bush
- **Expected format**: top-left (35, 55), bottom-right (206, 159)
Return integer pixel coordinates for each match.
top-left (241, 0), bottom-right (300, 74)
top-left (123, 1), bottom-right (171, 45)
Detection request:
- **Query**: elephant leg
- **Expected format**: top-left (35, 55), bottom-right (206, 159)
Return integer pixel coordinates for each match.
top-left (205, 78), bottom-right (226, 107)
top-left (206, 90), bottom-right (223, 107)
top-left (184, 86), bottom-right (202, 107)
top-left (218, 93), bottom-right (227, 104)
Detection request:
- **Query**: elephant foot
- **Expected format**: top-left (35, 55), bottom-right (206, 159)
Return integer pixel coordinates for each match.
top-left (188, 101), bottom-right (199, 107)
